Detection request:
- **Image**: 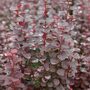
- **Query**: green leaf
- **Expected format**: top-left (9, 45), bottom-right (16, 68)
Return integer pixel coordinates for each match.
top-left (34, 79), bottom-right (40, 87)
top-left (35, 48), bottom-right (40, 52)
top-left (31, 62), bottom-right (41, 68)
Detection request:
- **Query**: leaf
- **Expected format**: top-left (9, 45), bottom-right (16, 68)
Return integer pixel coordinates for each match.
top-left (31, 62), bottom-right (41, 68)
top-left (57, 69), bottom-right (65, 76)
top-left (53, 79), bottom-right (60, 86)
top-left (45, 52), bottom-right (50, 60)
top-left (3, 78), bottom-right (11, 86)
top-left (50, 58), bottom-right (59, 65)
top-left (25, 77), bottom-right (32, 81)
top-left (35, 48), bottom-right (40, 53)
top-left (18, 21), bottom-right (26, 26)
top-left (11, 49), bottom-right (17, 54)
top-left (34, 79), bottom-right (40, 88)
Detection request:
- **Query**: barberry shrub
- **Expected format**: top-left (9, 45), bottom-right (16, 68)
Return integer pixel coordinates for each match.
top-left (0, 0), bottom-right (90, 90)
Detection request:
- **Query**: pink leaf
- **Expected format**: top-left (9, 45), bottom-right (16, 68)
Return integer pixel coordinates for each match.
top-left (11, 49), bottom-right (18, 54)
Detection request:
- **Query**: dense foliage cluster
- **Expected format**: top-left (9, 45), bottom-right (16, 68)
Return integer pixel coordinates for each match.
top-left (0, 0), bottom-right (90, 90)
